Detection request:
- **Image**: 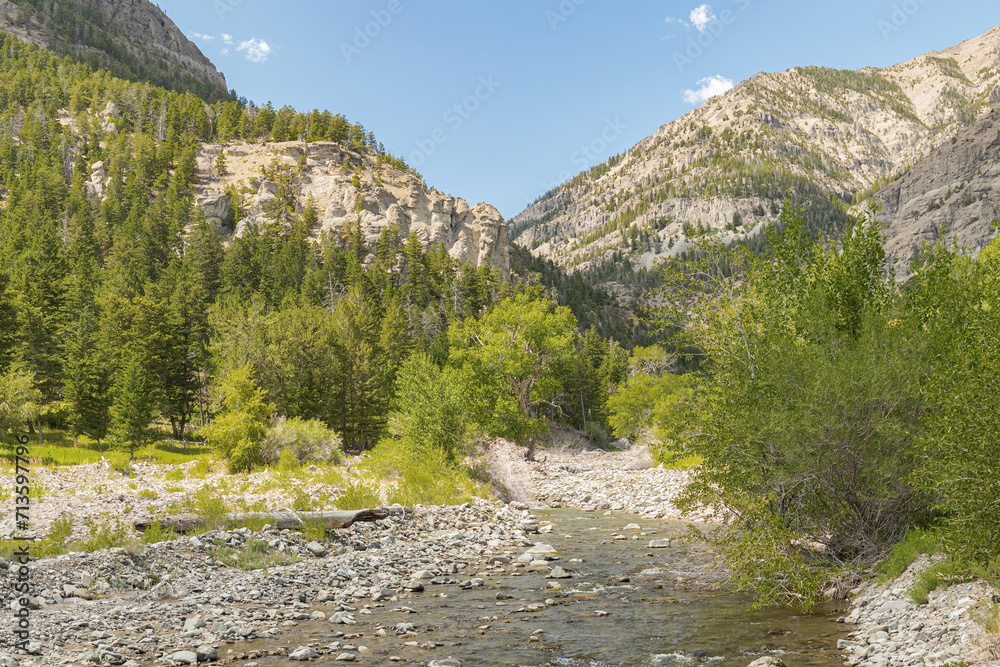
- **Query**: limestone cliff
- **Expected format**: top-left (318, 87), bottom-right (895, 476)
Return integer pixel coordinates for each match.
top-left (872, 100), bottom-right (1000, 281)
top-left (192, 141), bottom-right (509, 275)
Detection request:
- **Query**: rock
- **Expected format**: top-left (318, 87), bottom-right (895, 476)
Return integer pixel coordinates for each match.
top-left (746, 658), bottom-right (786, 667)
top-left (183, 615), bottom-right (206, 632)
top-left (412, 569), bottom-right (436, 580)
top-left (195, 191), bottom-right (234, 229)
top-left (330, 611), bottom-right (356, 625)
top-left (289, 646), bottom-right (320, 661)
top-left (334, 653), bottom-right (356, 662)
top-left (428, 660), bottom-right (463, 667)
top-left (526, 543), bottom-right (557, 555)
top-left (401, 580), bottom-right (425, 592)
top-left (165, 651), bottom-right (198, 665)
top-left (0, 655), bottom-right (17, 667)
top-left (648, 539), bottom-right (671, 548)
top-left (623, 523), bottom-right (641, 530)
top-left (546, 566), bottom-right (571, 579)
top-left (837, 639), bottom-right (860, 650)
top-left (196, 645), bottom-right (218, 661)
top-left (305, 541), bottom-right (327, 556)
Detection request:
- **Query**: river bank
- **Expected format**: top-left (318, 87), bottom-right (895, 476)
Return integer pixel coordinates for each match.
top-left (1, 443), bottom-right (998, 666)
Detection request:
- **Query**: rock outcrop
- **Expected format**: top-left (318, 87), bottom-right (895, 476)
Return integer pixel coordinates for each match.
top-left (195, 141), bottom-right (509, 275)
top-left (512, 23), bottom-right (1000, 276)
top-left (0, 0), bottom-right (227, 99)
top-left (872, 101), bottom-right (1000, 281)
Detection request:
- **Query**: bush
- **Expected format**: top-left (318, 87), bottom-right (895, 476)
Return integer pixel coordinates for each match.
top-left (363, 438), bottom-right (483, 507)
top-left (204, 366), bottom-right (274, 473)
top-left (261, 417), bottom-right (342, 466)
top-left (164, 468), bottom-right (185, 482)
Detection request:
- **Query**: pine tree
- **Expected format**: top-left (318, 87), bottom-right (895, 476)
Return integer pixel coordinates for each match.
top-left (111, 352), bottom-right (154, 458)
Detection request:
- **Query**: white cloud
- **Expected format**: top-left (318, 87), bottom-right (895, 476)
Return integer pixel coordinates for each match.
top-left (221, 33), bottom-right (234, 45)
top-left (665, 16), bottom-right (685, 26)
top-left (220, 48), bottom-right (230, 56)
top-left (191, 32), bottom-right (215, 41)
top-left (682, 75), bottom-right (734, 105)
top-left (689, 4), bottom-right (716, 32)
top-left (236, 38), bottom-right (272, 63)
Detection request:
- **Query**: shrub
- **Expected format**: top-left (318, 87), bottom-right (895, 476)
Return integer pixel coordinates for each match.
top-left (262, 417), bottom-right (342, 466)
top-left (204, 366), bottom-right (274, 473)
top-left (364, 438), bottom-right (483, 507)
top-left (140, 521), bottom-right (177, 544)
top-left (164, 468), bottom-right (185, 482)
top-left (105, 451), bottom-right (133, 475)
top-left (335, 482), bottom-right (382, 510)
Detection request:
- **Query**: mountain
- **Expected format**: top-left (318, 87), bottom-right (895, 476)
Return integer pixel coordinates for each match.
top-left (0, 0), bottom-right (229, 101)
top-left (874, 94), bottom-right (1000, 280)
top-left (512, 24), bottom-right (1000, 278)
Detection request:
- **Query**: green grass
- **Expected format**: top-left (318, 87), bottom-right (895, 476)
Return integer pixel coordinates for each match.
top-left (0, 430), bottom-right (211, 467)
top-left (210, 539), bottom-right (301, 570)
top-left (877, 528), bottom-right (938, 582)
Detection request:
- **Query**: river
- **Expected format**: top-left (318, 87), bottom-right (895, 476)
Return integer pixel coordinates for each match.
top-left (240, 508), bottom-right (849, 666)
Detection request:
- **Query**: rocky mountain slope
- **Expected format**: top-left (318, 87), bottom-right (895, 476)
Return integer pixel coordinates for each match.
top-left (0, 0), bottom-right (228, 100)
top-left (176, 141), bottom-right (510, 274)
top-left (513, 24), bottom-right (1000, 276)
top-left (873, 98), bottom-right (1000, 280)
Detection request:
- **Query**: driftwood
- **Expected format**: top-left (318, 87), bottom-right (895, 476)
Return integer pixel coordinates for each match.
top-left (134, 508), bottom-right (389, 534)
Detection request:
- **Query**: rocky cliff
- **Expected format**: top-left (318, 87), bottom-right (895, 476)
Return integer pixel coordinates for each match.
top-left (872, 101), bottom-right (1000, 281)
top-left (189, 141), bottom-right (510, 275)
top-left (0, 0), bottom-right (228, 100)
top-left (513, 24), bottom-right (1000, 276)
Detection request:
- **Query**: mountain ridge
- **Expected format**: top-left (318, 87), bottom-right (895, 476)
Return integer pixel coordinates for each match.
top-left (0, 0), bottom-right (229, 100)
top-left (512, 23), bottom-right (1000, 277)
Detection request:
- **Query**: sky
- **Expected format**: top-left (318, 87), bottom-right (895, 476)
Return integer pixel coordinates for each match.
top-left (156, 0), bottom-right (999, 219)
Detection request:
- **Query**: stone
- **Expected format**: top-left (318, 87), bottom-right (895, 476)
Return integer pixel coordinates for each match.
top-left (648, 539), bottom-right (671, 548)
top-left (305, 541), bottom-right (327, 556)
top-left (183, 615), bottom-right (206, 632)
top-left (165, 651), bottom-right (198, 665)
top-left (335, 653), bottom-right (356, 662)
top-left (412, 569), bottom-right (436, 580)
top-left (330, 611), bottom-right (356, 625)
top-left (837, 639), bottom-right (860, 650)
top-left (546, 566), bottom-right (571, 579)
top-left (289, 646), bottom-right (320, 661)
top-left (196, 645), bottom-right (218, 661)
top-left (623, 523), bottom-right (641, 530)
top-left (746, 658), bottom-right (786, 667)
top-left (428, 660), bottom-right (462, 667)
top-left (401, 580), bottom-right (425, 592)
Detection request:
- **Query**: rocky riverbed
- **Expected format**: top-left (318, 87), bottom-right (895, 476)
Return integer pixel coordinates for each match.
top-left (2, 444), bottom-right (999, 666)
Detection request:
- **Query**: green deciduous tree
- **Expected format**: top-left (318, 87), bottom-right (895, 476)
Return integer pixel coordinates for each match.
top-left (450, 293), bottom-right (576, 460)
top-left (657, 203), bottom-right (931, 609)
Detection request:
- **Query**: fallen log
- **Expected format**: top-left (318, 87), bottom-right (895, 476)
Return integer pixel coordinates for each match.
top-left (134, 508), bottom-right (390, 534)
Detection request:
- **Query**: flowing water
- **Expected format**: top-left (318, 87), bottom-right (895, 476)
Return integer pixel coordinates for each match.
top-left (243, 508), bottom-right (849, 666)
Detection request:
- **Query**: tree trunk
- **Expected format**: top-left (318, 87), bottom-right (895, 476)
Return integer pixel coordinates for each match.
top-left (134, 508), bottom-right (391, 534)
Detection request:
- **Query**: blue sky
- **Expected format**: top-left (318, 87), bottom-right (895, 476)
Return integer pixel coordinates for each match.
top-left (156, 0), bottom-right (998, 219)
